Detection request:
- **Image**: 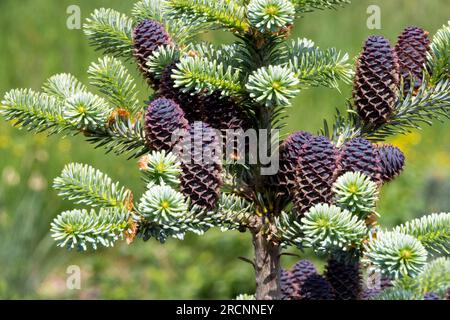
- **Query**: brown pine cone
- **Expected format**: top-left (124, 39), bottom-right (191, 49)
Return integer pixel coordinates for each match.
top-left (273, 131), bottom-right (313, 198)
top-left (179, 122), bottom-right (222, 210)
top-left (144, 98), bottom-right (189, 151)
top-left (337, 137), bottom-right (382, 184)
top-left (325, 258), bottom-right (361, 300)
top-left (133, 19), bottom-right (172, 88)
top-left (293, 136), bottom-right (338, 216)
top-left (353, 36), bottom-right (400, 127)
top-left (395, 26), bottom-right (431, 92)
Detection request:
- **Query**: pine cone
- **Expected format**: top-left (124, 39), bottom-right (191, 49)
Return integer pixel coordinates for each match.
top-left (291, 259), bottom-right (318, 282)
top-left (353, 36), bottom-right (399, 127)
top-left (325, 258), bottom-right (361, 300)
top-left (424, 292), bottom-right (440, 300)
top-left (337, 137), bottom-right (382, 184)
top-left (300, 274), bottom-right (335, 300)
top-left (395, 26), bottom-right (430, 92)
top-left (377, 144), bottom-right (405, 182)
top-left (201, 92), bottom-right (250, 131)
top-left (144, 98), bottom-right (189, 151)
top-left (280, 269), bottom-right (297, 300)
top-left (293, 136), bottom-right (338, 215)
top-left (180, 122), bottom-right (222, 210)
top-left (159, 61), bottom-right (204, 122)
top-left (281, 260), bottom-right (321, 300)
top-left (201, 92), bottom-right (251, 160)
top-left (274, 131), bottom-right (313, 197)
top-left (133, 19), bottom-right (172, 88)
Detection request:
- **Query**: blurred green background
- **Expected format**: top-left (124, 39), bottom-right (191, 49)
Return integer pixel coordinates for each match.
top-left (0, 0), bottom-right (449, 299)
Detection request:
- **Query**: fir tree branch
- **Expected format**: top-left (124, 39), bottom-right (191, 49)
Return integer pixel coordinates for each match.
top-left (376, 79), bottom-right (450, 139)
top-left (2, 81), bottom-right (140, 154)
top-left (42, 73), bottom-right (87, 101)
top-left (166, 0), bottom-right (250, 33)
top-left (137, 203), bottom-right (212, 243)
top-left (234, 33), bottom-right (287, 72)
top-left (132, 0), bottom-right (169, 23)
top-left (43, 73), bottom-right (113, 132)
top-left (372, 287), bottom-right (420, 300)
top-left (88, 56), bottom-right (140, 115)
top-left (247, 0), bottom-right (295, 33)
top-left (84, 8), bottom-right (134, 59)
top-left (1, 89), bottom-right (73, 135)
top-left (301, 203), bottom-right (367, 254)
top-left (64, 92), bottom-right (112, 131)
top-left (51, 208), bottom-right (130, 251)
top-left (292, 0), bottom-right (350, 13)
top-left (190, 42), bottom-right (243, 71)
top-left (283, 38), bottom-right (353, 89)
top-left (427, 21), bottom-right (450, 85)
top-left (324, 79), bottom-right (450, 144)
top-left (375, 258), bottom-right (450, 300)
top-left (394, 212), bottom-right (450, 256)
top-left (132, 0), bottom-right (210, 44)
top-left (416, 257), bottom-right (450, 296)
top-left (172, 56), bottom-right (244, 96)
top-left (137, 192), bottom-right (254, 243)
top-left (86, 115), bottom-right (148, 159)
top-left (321, 105), bottom-right (360, 146)
top-left (246, 65), bottom-right (300, 107)
top-left (333, 171), bottom-right (379, 219)
top-left (216, 193), bottom-right (255, 229)
top-left (363, 231), bottom-right (428, 279)
top-left (274, 211), bottom-right (303, 248)
top-left (139, 150), bottom-right (182, 187)
top-left (139, 184), bottom-right (189, 225)
top-left (53, 163), bottom-right (133, 210)
top-left (147, 45), bottom-right (182, 80)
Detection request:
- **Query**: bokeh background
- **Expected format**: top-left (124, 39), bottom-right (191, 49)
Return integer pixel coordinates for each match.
top-left (0, 0), bottom-right (449, 299)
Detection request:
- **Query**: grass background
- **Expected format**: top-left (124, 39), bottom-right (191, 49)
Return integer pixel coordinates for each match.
top-left (0, 0), bottom-right (449, 299)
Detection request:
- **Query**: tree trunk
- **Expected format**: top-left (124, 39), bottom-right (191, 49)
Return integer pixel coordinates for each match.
top-left (252, 230), bottom-right (281, 300)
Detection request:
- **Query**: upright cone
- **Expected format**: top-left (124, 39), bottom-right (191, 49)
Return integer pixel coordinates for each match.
top-left (325, 258), bottom-right (361, 300)
top-left (337, 138), bottom-right (382, 184)
top-left (353, 36), bottom-right (399, 127)
top-left (133, 19), bottom-right (172, 88)
top-left (274, 131), bottom-right (313, 198)
top-left (201, 92), bottom-right (250, 132)
top-left (201, 92), bottom-right (251, 160)
top-left (395, 26), bottom-right (430, 92)
top-left (281, 259), bottom-right (321, 300)
top-left (144, 98), bottom-right (189, 151)
top-left (293, 136), bottom-right (338, 215)
top-left (300, 274), bottom-right (335, 300)
top-left (179, 122), bottom-right (222, 210)
top-left (377, 144), bottom-right (405, 182)
top-left (280, 269), bottom-right (299, 300)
